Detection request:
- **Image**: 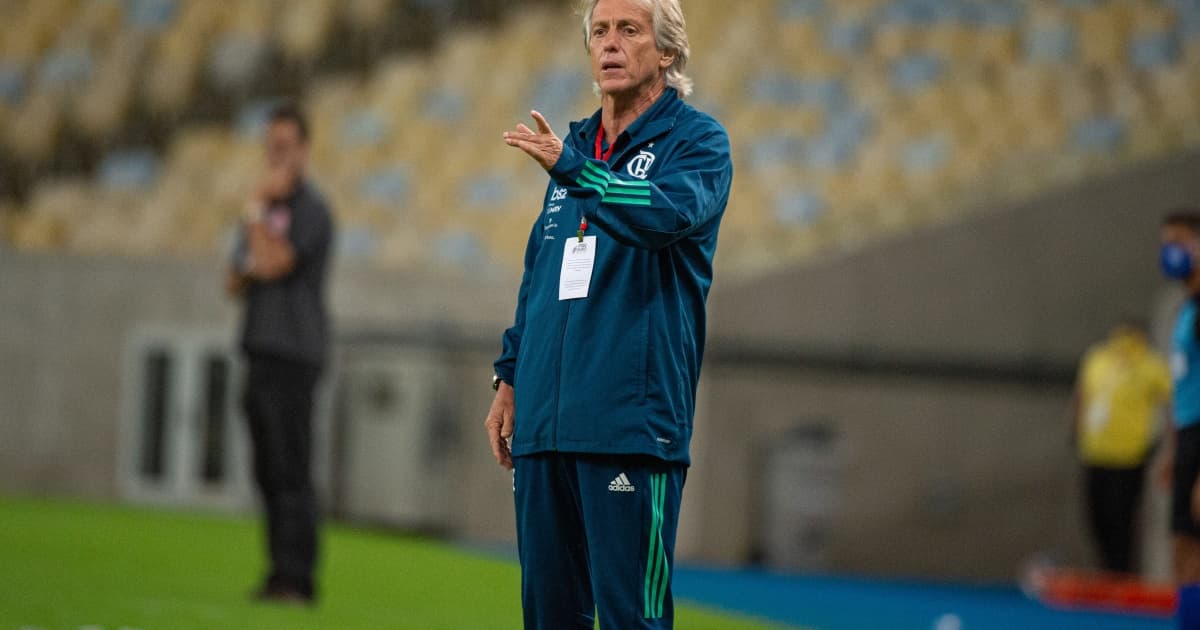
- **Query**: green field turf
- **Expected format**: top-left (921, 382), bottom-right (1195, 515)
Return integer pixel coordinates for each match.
top-left (0, 497), bottom-right (793, 630)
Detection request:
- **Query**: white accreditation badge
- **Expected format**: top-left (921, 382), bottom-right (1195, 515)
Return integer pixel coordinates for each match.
top-left (559, 235), bottom-right (597, 300)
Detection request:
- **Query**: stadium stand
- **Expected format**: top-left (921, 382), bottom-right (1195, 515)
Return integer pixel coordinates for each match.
top-left (3, 0), bottom-right (1200, 277)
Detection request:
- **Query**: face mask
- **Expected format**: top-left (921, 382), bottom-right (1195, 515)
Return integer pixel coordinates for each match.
top-left (1162, 243), bottom-right (1194, 280)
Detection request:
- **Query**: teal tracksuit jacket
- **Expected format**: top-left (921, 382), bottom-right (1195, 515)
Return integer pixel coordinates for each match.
top-left (495, 88), bottom-right (733, 465)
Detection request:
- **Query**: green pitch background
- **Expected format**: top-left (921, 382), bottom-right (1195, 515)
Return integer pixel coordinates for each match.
top-left (0, 498), bottom-right (793, 630)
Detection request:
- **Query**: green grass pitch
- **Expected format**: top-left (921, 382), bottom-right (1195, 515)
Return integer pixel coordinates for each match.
top-left (0, 497), bottom-right (793, 629)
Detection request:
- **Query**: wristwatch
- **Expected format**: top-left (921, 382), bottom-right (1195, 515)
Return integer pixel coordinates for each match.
top-left (492, 374), bottom-right (504, 391)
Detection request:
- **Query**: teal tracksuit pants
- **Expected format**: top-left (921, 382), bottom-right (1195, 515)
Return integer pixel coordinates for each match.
top-left (514, 452), bottom-right (686, 629)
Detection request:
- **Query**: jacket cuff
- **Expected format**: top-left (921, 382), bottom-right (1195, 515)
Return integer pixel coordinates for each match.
top-left (493, 360), bottom-right (516, 388)
top-left (548, 142), bottom-right (588, 187)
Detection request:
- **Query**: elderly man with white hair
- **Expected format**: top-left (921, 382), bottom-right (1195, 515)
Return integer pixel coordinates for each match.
top-left (484, 0), bottom-right (732, 627)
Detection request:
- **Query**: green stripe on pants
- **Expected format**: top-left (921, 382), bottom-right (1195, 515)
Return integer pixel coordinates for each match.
top-left (644, 474), bottom-right (668, 619)
top-left (652, 474), bottom-right (669, 617)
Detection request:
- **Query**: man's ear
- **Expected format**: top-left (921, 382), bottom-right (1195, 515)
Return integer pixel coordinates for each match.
top-left (659, 49), bottom-right (675, 69)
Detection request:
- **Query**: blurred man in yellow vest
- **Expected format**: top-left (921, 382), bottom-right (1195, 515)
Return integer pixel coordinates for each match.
top-left (1074, 320), bottom-right (1171, 573)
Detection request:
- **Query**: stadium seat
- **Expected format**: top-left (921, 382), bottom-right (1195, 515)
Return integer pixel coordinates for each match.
top-left (97, 149), bottom-right (161, 192)
top-left (276, 0), bottom-right (337, 65)
top-left (6, 90), bottom-right (63, 163)
top-left (74, 31), bottom-right (148, 141)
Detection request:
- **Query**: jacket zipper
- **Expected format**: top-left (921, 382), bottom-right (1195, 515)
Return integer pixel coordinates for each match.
top-left (552, 299), bottom-right (572, 450)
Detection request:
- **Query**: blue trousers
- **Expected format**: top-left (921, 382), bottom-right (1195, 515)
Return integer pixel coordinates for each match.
top-left (514, 452), bottom-right (686, 629)
top-left (1182, 583), bottom-right (1200, 629)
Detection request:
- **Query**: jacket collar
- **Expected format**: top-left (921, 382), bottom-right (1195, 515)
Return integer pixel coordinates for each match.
top-left (276, 177), bottom-right (309, 207)
top-left (571, 88), bottom-right (681, 161)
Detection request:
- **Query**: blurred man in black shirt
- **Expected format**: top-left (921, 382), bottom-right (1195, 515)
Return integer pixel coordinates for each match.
top-left (227, 103), bottom-right (334, 605)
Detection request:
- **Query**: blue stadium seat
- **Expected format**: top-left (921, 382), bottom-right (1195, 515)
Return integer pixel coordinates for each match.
top-left (1025, 24), bottom-right (1075, 63)
top-left (826, 109), bottom-right (874, 149)
top-left (0, 63), bottom-right (24, 105)
top-left (901, 135), bottom-right (950, 173)
top-left (124, 0), bottom-right (177, 31)
top-left (339, 109), bottom-right (390, 148)
top-left (208, 34), bottom-right (268, 91)
top-left (773, 188), bottom-right (826, 227)
top-left (98, 149), bottom-right (161, 191)
top-left (750, 73), bottom-right (848, 111)
top-left (1130, 31), bottom-right (1180, 69)
top-left (528, 69), bottom-right (587, 128)
top-left (39, 46), bottom-right (93, 90)
top-left (1169, 0), bottom-right (1200, 39)
top-left (433, 229), bottom-right (487, 268)
top-left (777, 0), bottom-right (827, 20)
top-left (235, 100), bottom-right (279, 139)
top-left (359, 165), bottom-right (412, 207)
top-left (1072, 115), bottom-right (1127, 153)
top-left (747, 135), bottom-right (805, 173)
top-left (826, 18), bottom-right (872, 55)
top-left (422, 88), bottom-right (467, 123)
top-left (960, 1), bottom-right (1023, 28)
top-left (462, 171), bottom-right (514, 209)
top-left (891, 54), bottom-right (944, 93)
top-left (337, 225), bottom-right (379, 260)
top-left (804, 132), bottom-right (859, 170)
top-left (877, 1), bottom-right (927, 25)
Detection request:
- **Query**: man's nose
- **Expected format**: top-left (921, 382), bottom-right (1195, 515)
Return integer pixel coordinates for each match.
top-left (598, 29), bottom-right (619, 50)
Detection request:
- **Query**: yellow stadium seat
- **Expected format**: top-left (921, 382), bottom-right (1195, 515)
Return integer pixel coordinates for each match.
top-left (924, 22), bottom-right (973, 60)
top-left (368, 55), bottom-right (429, 118)
top-left (6, 90), bottom-right (63, 163)
top-left (142, 0), bottom-right (228, 115)
top-left (74, 31), bottom-right (148, 141)
top-left (1150, 64), bottom-right (1200, 126)
top-left (343, 0), bottom-right (391, 33)
top-left (9, 212), bottom-right (68, 251)
top-left (276, 0), bottom-right (337, 64)
top-left (975, 28), bottom-right (1019, 65)
top-left (873, 23), bottom-right (915, 61)
top-left (73, 0), bottom-right (124, 43)
top-left (1125, 118), bottom-right (1175, 163)
top-left (1076, 4), bottom-right (1127, 68)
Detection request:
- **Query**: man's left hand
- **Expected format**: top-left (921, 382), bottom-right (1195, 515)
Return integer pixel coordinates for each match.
top-left (503, 111), bottom-right (562, 172)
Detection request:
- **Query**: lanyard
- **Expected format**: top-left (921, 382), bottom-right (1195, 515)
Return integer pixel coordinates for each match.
top-left (595, 124), bottom-right (616, 162)
top-left (580, 125), bottom-right (614, 241)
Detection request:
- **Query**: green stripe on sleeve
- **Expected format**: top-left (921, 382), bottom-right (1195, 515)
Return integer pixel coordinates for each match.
top-left (578, 167), bottom-right (610, 190)
top-left (576, 177), bottom-right (606, 196)
top-left (606, 184), bottom-right (651, 198)
top-left (601, 195), bottom-right (653, 207)
top-left (607, 178), bottom-right (650, 191)
top-left (583, 160), bottom-right (613, 182)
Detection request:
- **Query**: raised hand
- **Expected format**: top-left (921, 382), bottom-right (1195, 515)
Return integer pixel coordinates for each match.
top-left (503, 110), bottom-right (563, 172)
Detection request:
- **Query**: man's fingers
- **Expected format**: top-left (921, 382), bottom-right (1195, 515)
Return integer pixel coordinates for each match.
top-left (531, 110), bottom-right (552, 135)
top-left (501, 408), bottom-right (514, 440)
top-left (503, 131), bottom-right (558, 171)
top-left (493, 433), bottom-right (512, 470)
top-left (487, 419), bottom-right (506, 465)
top-left (516, 123), bottom-right (535, 135)
top-left (493, 439), bottom-right (511, 469)
top-left (506, 138), bottom-right (537, 156)
top-left (506, 138), bottom-right (550, 162)
top-left (486, 408), bottom-right (515, 469)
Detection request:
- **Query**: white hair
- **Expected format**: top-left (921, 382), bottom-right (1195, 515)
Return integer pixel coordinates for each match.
top-left (579, 0), bottom-right (694, 98)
